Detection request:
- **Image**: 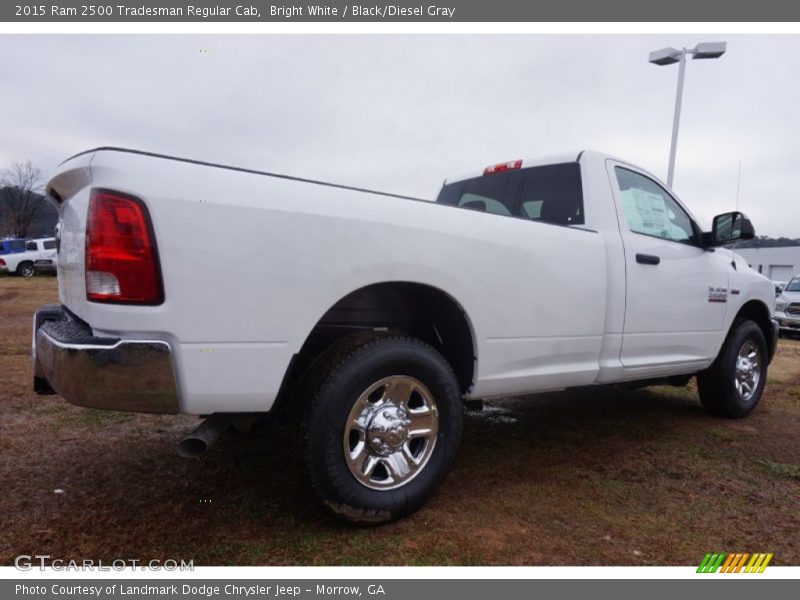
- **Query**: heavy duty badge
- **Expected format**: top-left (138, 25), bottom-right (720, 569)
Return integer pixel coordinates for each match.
top-left (708, 286), bottom-right (728, 303)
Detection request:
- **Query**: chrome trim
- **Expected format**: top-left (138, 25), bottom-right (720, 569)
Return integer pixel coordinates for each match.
top-left (33, 308), bottom-right (179, 414)
top-left (343, 375), bottom-right (438, 491)
top-left (734, 340), bottom-right (761, 402)
top-left (776, 313), bottom-right (800, 330)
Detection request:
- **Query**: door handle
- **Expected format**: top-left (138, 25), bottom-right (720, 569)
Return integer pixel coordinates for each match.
top-left (636, 253), bottom-right (660, 265)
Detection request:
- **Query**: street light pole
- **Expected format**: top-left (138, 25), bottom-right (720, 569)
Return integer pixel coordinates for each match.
top-left (666, 48), bottom-right (687, 188)
top-left (649, 41), bottom-right (726, 189)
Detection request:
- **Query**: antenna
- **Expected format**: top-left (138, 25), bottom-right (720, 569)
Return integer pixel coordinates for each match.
top-left (735, 159), bottom-right (742, 211)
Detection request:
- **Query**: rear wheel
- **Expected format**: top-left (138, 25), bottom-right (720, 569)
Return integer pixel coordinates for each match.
top-left (17, 262), bottom-right (35, 278)
top-left (697, 320), bottom-right (767, 418)
top-left (301, 335), bottom-right (462, 524)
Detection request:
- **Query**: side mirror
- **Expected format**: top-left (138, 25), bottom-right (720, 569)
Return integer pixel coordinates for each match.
top-left (704, 211), bottom-right (755, 247)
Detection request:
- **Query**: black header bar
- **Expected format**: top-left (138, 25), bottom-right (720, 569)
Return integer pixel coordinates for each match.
top-left (4, 0), bottom-right (800, 22)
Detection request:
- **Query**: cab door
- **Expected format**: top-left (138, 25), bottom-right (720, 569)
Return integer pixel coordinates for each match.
top-left (607, 161), bottom-right (729, 370)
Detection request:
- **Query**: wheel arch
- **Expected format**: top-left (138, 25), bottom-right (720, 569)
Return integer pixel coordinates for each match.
top-left (274, 281), bottom-right (477, 411)
top-left (732, 299), bottom-right (776, 363)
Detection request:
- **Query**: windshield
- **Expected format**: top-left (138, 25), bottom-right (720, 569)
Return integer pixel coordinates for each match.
top-left (786, 278), bottom-right (800, 292)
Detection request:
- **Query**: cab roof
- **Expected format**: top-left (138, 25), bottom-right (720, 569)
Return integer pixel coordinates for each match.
top-left (442, 150), bottom-right (637, 186)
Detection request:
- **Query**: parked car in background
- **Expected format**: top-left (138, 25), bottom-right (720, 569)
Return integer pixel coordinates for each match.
top-left (0, 237), bottom-right (57, 277)
top-left (0, 238), bottom-right (27, 255)
top-left (772, 280), bottom-right (788, 297)
top-left (775, 276), bottom-right (800, 336)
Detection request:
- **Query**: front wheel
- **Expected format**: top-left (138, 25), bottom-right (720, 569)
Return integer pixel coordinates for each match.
top-left (302, 335), bottom-right (462, 524)
top-left (697, 320), bottom-right (768, 418)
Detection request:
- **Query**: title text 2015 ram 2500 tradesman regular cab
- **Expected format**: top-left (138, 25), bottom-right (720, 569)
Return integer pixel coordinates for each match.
top-left (33, 148), bottom-right (778, 523)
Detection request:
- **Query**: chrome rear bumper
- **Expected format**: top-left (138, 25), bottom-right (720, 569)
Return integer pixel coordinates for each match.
top-left (32, 305), bottom-right (179, 414)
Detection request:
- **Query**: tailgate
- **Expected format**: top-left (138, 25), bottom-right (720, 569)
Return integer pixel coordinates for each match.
top-left (45, 152), bottom-right (95, 321)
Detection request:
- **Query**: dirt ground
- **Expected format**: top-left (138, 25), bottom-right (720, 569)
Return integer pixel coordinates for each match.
top-left (1, 276), bottom-right (798, 566)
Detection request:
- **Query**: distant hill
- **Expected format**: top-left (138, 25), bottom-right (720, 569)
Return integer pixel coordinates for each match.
top-left (27, 199), bottom-right (58, 237)
top-left (732, 236), bottom-right (800, 249)
top-left (0, 189), bottom-right (58, 238)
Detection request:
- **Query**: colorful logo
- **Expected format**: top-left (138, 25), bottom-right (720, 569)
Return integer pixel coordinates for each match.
top-left (697, 552), bottom-right (773, 573)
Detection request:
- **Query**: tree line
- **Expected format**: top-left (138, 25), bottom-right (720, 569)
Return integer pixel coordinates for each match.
top-left (732, 236), bottom-right (800, 249)
top-left (0, 160), bottom-right (57, 239)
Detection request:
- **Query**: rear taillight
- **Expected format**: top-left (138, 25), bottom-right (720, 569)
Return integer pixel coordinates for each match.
top-left (484, 159), bottom-right (523, 175)
top-left (85, 189), bottom-right (163, 304)
top-left (0, 259), bottom-right (5, 266)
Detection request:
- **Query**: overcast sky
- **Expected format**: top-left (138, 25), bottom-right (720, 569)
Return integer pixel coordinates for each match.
top-left (1, 34), bottom-right (798, 236)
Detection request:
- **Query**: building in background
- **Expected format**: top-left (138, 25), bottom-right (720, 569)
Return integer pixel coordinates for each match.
top-left (734, 247), bottom-right (800, 282)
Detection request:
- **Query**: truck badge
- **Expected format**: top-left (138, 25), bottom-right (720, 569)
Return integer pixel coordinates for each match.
top-left (708, 287), bottom-right (728, 303)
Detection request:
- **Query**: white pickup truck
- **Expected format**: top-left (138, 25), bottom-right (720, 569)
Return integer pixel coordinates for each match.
top-left (775, 275), bottom-right (800, 335)
top-left (1, 237), bottom-right (57, 277)
top-left (33, 147), bottom-right (777, 523)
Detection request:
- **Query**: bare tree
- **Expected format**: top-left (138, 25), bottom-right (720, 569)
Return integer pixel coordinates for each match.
top-left (0, 201), bottom-right (14, 237)
top-left (0, 160), bottom-right (46, 238)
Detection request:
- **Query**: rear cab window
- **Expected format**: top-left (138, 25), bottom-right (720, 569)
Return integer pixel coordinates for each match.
top-left (436, 169), bottom-right (521, 217)
top-left (436, 162), bottom-right (585, 227)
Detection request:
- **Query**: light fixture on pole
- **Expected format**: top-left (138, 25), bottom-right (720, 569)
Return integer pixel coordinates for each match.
top-left (649, 42), bottom-right (727, 188)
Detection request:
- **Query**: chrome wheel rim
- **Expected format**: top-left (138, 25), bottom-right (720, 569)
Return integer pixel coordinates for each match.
top-left (343, 375), bottom-right (439, 491)
top-left (734, 340), bottom-right (761, 402)
top-left (20, 264), bottom-right (34, 277)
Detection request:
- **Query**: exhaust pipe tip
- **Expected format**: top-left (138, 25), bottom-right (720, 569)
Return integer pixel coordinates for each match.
top-left (178, 437), bottom-right (209, 459)
top-left (178, 416), bottom-right (229, 459)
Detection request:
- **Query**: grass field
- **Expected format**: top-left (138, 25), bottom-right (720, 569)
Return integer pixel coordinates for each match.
top-left (1, 276), bottom-right (798, 565)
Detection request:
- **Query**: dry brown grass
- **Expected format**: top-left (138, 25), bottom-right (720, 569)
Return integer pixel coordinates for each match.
top-left (1, 275), bottom-right (798, 566)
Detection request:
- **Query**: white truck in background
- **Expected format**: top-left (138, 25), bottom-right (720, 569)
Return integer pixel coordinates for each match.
top-left (775, 275), bottom-right (800, 335)
top-left (33, 147), bottom-right (777, 523)
top-left (0, 237), bottom-right (56, 277)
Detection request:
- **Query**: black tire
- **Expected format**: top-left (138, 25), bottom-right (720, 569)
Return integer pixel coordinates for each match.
top-left (697, 320), bottom-right (768, 418)
top-left (17, 262), bottom-right (35, 278)
top-left (301, 334), bottom-right (462, 525)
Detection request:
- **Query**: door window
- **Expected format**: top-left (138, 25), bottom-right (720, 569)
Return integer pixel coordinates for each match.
top-left (615, 167), bottom-right (696, 244)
